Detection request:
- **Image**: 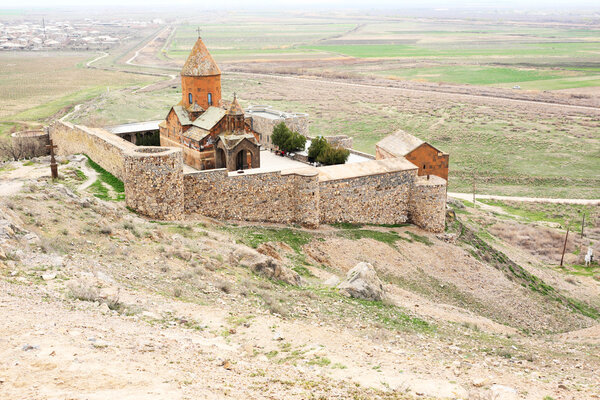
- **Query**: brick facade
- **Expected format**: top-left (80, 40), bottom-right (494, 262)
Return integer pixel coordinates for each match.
top-left (405, 143), bottom-right (449, 182)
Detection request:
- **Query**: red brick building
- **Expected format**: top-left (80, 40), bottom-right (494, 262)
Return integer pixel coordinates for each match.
top-left (376, 130), bottom-right (449, 182)
top-left (159, 36), bottom-right (260, 171)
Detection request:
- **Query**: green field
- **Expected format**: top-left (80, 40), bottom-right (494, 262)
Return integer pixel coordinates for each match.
top-left (0, 52), bottom-right (159, 135)
top-left (162, 17), bottom-right (600, 91)
top-left (371, 65), bottom-right (600, 89)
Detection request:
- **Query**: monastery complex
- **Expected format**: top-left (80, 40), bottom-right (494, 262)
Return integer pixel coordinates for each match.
top-left (46, 35), bottom-right (450, 232)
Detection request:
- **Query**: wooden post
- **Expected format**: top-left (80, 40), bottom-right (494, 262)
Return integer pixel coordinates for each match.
top-left (581, 213), bottom-right (585, 238)
top-left (560, 226), bottom-right (570, 267)
top-left (46, 139), bottom-right (58, 180)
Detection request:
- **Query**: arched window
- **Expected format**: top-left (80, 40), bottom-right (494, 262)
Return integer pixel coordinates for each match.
top-left (188, 93), bottom-right (193, 104)
top-left (207, 93), bottom-right (212, 106)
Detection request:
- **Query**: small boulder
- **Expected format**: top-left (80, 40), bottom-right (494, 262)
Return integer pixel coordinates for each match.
top-left (472, 377), bottom-right (487, 387)
top-left (233, 246), bottom-right (300, 286)
top-left (251, 256), bottom-right (301, 286)
top-left (337, 262), bottom-right (384, 301)
top-left (490, 384), bottom-right (518, 400)
top-left (99, 303), bottom-right (111, 314)
top-left (41, 272), bottom-right (56, 281)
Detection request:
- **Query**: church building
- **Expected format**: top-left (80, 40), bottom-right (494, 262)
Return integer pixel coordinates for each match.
top-left (159, 36), bottom-right (260, 171)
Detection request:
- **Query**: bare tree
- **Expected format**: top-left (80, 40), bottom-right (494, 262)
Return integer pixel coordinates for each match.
top-left (0, 137), bottom-right (43, 161)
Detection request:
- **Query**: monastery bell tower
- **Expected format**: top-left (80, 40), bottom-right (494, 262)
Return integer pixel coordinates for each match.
top-left (180, 35), bottom-right (221, 111)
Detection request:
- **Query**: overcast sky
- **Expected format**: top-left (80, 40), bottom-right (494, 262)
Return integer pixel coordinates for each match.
top-left (1, 0), bottom-right (598, 9)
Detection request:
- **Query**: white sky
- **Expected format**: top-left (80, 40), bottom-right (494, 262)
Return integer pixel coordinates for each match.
top-left (0, 0), bottom-right (598, 9)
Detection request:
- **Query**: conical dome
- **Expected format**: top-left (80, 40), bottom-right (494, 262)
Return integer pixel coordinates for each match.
top-left (181, 37), bottom-right (221, 77)
top-left (227, 94), bottom-right (244, 116)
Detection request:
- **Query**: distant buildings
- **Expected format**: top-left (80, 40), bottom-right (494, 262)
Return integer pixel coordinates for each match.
top-left (0, 18), bottom-right (157, 51)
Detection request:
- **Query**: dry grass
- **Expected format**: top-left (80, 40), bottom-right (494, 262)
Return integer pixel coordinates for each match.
top-left (488, 221), bottom-right (584, 264)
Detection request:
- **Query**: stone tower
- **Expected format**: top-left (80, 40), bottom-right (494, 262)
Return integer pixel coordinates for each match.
top-left (180, 36), bottom-right (221, 111)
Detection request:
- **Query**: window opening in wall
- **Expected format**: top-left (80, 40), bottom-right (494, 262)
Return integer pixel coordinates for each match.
top-left (208, 93), bottom-right (213, 106)
top-left (188, 93), bottom-right (193, 104)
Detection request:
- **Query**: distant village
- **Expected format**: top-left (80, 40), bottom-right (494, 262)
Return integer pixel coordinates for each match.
top-left (0, 18), bottom-right (165, 51)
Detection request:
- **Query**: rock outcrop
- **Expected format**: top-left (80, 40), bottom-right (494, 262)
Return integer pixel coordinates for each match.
top-left (337, 262), bottom-right (384, 301)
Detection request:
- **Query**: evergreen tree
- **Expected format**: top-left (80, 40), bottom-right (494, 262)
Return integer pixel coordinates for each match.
top-left (271, 122), bottom-right (306, 152)
top-left (307, 136), bottom-right (328, 161)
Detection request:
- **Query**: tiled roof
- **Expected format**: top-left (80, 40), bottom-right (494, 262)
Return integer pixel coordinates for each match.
top-left (187, 102), bottom-right (205, 113)
top-left (183, 125), bottom-right (210, 142)
top-left (181, 37), bottom-right (221, 77)
top-left (172, 105), bottom-right (192, 126)
top-left (376, 130), bottom-right (425, 156)
top-left (218, 133), bottom-right (257, 150)
top-left (191, 106), bottom-right (226, 131)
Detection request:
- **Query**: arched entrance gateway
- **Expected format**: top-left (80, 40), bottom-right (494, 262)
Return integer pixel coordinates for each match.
top-left (215, 136), bottom-right (260, 172)
top-left (236, 150), bottom-right (246, 170)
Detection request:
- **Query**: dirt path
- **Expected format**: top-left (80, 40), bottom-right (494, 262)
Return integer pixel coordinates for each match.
top-left (448, 192), bottom-right (600, 206)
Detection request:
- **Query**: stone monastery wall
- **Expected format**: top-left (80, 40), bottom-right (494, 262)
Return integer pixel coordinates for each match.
top-left (319, 169), bottom-right (415, 225)
top-left (48, 121), bottom-right (446, 232)
top-left (184, 168), bottom-right (319, 227)
top-left (49, 121), bottom-right (135, 180)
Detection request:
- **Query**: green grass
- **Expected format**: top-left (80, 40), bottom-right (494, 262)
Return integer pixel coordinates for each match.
top-left (478, 200), bottom-right (597, 234)
top-left (336, 228), bottom-right (404, 246)
top-left (375, 65), bottom-right (600, 89)
top-left (85, 155), bottom-right (125, 201)
top-left (335, 225), bottom-right (433, 247)
top-left (304, 42), bottom-right (600, 59)
top-left (0, 52), bottom-right (158, 123)
top-left (223, 226), bottom-right (313, 254)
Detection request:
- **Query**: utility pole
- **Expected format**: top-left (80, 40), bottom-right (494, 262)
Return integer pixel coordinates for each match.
top-left (560, 225), bottom-right (570, 267)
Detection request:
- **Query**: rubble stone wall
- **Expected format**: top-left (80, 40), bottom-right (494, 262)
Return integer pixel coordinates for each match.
top-left (49, 120), bottom-right (446, 232)
top-left (247, 106), bottom-right (309, 149)
top-left (408, 176), bottom-right (447, 233)
top-left (184, 168), bottom-right (319, 227)
top-left (11, 129), bottom-right (50, 157)
top-left (124, 147), bottom-right (184, 220)
top-left (49, 120), bottom-right (135, 180)
top-left (319, 169), bottom-right (416, 225)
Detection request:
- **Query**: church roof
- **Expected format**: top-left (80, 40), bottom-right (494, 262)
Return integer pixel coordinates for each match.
top-left (187, 102), bottom-right (205, 113)
top-left (191, 106), bottom-right (226, 131)
top-left (172, 105), bottom-right (193, 126)
top-left (181, 37), bottom-right (221, 77)
top-left (376, 130), bottom-right (425, 157)
top-left (218, 133), bottom-right (257, 150)
top-left (183, 126), bottom-right (210, 142)
top-left (226, 95), bottom-right (244, 116)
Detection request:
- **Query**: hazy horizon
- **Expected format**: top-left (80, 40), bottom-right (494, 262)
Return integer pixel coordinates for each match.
top-left (1, 0), bottom-right (599, 11)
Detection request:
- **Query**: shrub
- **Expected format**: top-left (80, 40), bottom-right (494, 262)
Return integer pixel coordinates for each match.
top-left (271, 122), bottom-right (306, 152)
top-left (307, 136), bottom-right (328, 161)
top-left (316, 145), bottom-right (349, 165)
top-left (308, 136), bottom-right (349, 165)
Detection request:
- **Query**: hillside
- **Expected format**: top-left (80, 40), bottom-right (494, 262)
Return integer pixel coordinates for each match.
top-left (0, 156), bottom-right (599, 399)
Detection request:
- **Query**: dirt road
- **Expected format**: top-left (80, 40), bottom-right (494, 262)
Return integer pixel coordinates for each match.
top-left (448, 192), bottom-right (600, 206)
